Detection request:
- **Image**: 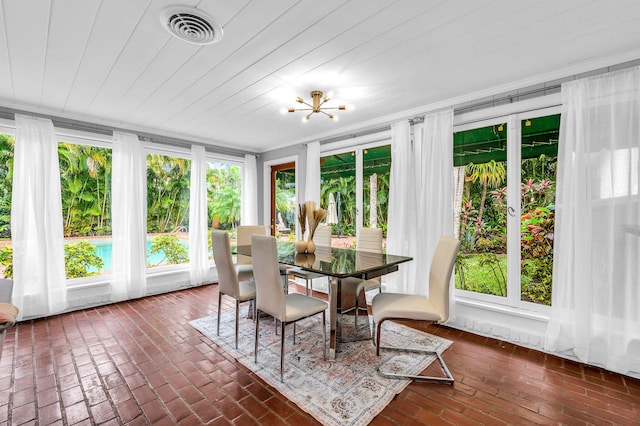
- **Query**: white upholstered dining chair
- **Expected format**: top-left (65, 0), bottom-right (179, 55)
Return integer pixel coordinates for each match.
top-left (251, 234), bottom-right (328, 382)
top-left (212, 230), bottom-right (256, 350)
top-left (236, 225), bottom-right (289, 289)
top-left (341, 227), bottom-right (383, 327)
top-left (371, 236), bottom-right (460, 384)
top-left (235, 225), bottom-right (267, 281)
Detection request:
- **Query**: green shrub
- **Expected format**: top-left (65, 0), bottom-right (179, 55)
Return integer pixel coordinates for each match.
top-left (149, 234), bottom-right (188, 266)
top-left (520, 206), bottom-right (554, 305)
top-left (0, 245), bottom-right (13, 278)
top-left (65, 240), bottom-right (103, 278)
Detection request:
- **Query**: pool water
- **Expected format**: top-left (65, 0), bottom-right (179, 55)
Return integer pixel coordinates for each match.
top-left (85, 239), bottom-right (188, 272)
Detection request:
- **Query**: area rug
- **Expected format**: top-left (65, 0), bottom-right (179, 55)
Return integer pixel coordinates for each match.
top-left (190, 308), bottom-right (452, 426)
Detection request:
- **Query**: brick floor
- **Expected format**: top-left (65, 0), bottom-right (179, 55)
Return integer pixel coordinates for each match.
top-left (1, 283), bottom-right (639, 425)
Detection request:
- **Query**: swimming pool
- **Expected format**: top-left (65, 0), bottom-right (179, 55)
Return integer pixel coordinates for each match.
top-left (70, 239), bottom-right (189, 272)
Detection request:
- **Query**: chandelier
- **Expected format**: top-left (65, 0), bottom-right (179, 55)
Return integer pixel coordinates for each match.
top-left (284, 90), bottom-right (347, 122)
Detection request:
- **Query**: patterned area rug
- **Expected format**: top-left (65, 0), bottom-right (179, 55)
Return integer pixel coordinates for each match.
top-left (190, 307), bottom-right (452, 426)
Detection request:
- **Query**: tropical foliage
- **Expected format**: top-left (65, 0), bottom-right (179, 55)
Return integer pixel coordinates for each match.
top-left (0, 134), bottom-right (14, 239)
top-left (146, 154), bottom-right (190, 233)
top-left (0, 137), bottom-right (244, 279)
top-left (207, 163), bottom-right (242, 230)
top-left (64, 241), bottom-right (104, 278)
top-left (148, 234), bottom-right (189, 266)
top-left (456, 153), bottom-right (557, 306)
top-left (0, 246), bottom-right (12, 278)
top-left (59, 143), bottom-right (112, 236)
top-left (320, 171), bottom-right (390, 237)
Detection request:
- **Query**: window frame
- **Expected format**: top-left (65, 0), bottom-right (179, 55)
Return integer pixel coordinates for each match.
top-left (453, 104), bottom-right (561, 316)
top-left (320, 137), bottom-right (392, 240)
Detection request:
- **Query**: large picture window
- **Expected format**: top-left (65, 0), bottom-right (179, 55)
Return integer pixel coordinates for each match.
top-left (454, 112), bottom-right (559, 309)
top-left (207, 159), bottom-right (242, 254)
top-left (146, 153), bottom-right (191, 269)
top-left (0, 133), bottom-right (13, 279)
top-left (59, 142), bottom-right (113, 278)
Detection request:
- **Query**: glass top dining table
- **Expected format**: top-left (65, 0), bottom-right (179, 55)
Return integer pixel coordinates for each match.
top-left (235, 241), bottom-right (413, 359)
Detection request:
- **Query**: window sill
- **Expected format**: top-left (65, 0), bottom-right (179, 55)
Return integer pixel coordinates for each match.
top-left (454, 296), bottom-right (549, 323)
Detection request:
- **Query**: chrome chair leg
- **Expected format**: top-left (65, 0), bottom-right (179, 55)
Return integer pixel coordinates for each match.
top-left (322, 310), bottom-right (326, 361)
top-left (254, 311), bottom-right (260, 363)
top-left (280, 321), bottom-right (286, 382)
top-left (234, 300), bottom-right (240, 349)
top-left (375, 319), bottom-right (453, 384)
top-left (216, 292), bottom-right (222, 336)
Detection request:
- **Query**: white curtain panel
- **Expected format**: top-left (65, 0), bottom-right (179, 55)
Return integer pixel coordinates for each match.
top-left (111, 132), bottom-right (147, 302)
top-left (386, 120), bottom-right (417, 293)
top-left (545, 67), bottom-right (640, 377)
top-left (386, 111), bottom-right (454, 296)
top-left (305, 141), bottom-right (321, 206)
top-left (414, 110), bottom-right (455, 298)
top-left (11, 115), bottom-right (67, 319)
top-left (241, 154), bottom-right (258, 225)
top-left (189, 145), bottom-right (209, 285)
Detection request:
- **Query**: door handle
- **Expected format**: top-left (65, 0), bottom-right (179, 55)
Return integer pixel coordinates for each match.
top-left (507, 206), bottom-right (515, 217)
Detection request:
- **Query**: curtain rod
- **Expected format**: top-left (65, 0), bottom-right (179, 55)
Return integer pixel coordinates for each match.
top-left (0, 106), bottom-right (255, 158)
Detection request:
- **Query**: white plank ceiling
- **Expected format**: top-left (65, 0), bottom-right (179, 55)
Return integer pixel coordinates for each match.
top-left (1, 0), bottom-right (640, 153)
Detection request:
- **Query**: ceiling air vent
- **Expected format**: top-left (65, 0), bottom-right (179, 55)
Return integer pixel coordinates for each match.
top-left (160, 6), bottom-right (223, 45)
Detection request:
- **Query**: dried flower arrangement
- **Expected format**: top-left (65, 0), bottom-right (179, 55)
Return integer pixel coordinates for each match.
top-left (296, 201), bottom-right (327, 253)
top-left (307, 208), bottom-right (327, 241)
top-left (297, 203), bottom-right (307, 237)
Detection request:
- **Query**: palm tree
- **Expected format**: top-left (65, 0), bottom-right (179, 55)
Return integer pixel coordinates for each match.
top-left (207, 164), bottom-right (241, 229)
top-left (58, 143), bottom-right (111, 236)
top-left (466, 160), bottom-right (506, 237)
top-left (146, 154), bottom-right (190, 233)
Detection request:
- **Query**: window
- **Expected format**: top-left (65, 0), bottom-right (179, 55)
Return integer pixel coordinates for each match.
top-left (207, 159), bottom-right (242, 254)
top-left (58, 142), bottom-right (113, 278)
top-left (146, 153), bottom-right (191, 269)
top-left (0, 132), bottom-right (13, 279)
top-left (454, 113), bottom-right (559, 309)
top-left (320, 144), bottom-right (391, 244)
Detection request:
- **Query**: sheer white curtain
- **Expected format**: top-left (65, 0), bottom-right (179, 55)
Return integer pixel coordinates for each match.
top-left (111, 132), bottom-right (147, 302)
top-left (189, 145), bottom-right (209, 285)
top-left (545, 67), bottom-right (640, 377)
top-left (386, 120), bottom-right (416, 293)
top-left (12, 115), bottom-right (66, 319)
top-left (304, 141), bottom-right (321, 206)
top-left (386, 111), bottom-right (454, 296)
top-left (241, 154), bottom-right (258, 225)
top-left (414, 110), bottom-right (455, 297)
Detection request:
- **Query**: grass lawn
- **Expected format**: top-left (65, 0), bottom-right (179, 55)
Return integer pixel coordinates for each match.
top-left (455, 253), bottom-right (507, 297)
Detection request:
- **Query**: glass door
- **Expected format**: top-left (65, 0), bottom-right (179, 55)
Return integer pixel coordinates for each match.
top-left (320, 150), bottom-right (356, 244)
top-left (518, 114), bottom-right (559, 307)
top-left (270, 162), bottom-right (296, 240)
top-left (454, 111), bottom-right (559, 310)
top-left (454, 119), bottom-right (509, 300)
top-left (320, 143), bottom-right (391, 247)
top-left (362, 145), bottom-right (391, 231)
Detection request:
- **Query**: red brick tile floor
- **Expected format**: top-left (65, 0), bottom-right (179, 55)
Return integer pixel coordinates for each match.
top-left (1, 283), bottom-right (639, 425)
